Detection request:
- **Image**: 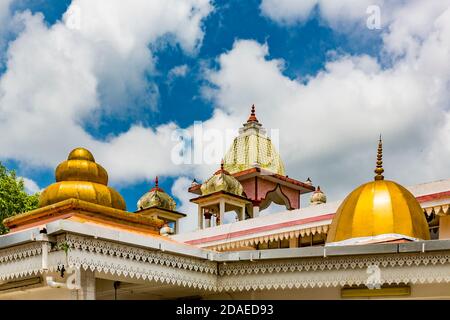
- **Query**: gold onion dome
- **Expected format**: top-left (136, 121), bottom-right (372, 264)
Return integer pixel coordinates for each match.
top-left (223, 105), bottom-right (286, 175)
top-left (310, 186), bottom-right (327, 205)
top-left (326, 137), bottom-right (430, 245)
top-left (201, 161), bottom-right (244, 196)
top-left (39, 147), bottom-right (126, 210)
top-left (137, 177), bottom-right (176, 211)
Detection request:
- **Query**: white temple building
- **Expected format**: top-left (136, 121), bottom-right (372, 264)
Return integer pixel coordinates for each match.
top-left (1, 107), bottom-right (450, 300)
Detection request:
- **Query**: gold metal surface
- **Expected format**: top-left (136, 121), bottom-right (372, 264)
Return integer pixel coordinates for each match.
top-left (137, 177), bottom-right (177, 211)
top-left (38, 147), bottom-right (126, 210)
top-left (341, 285), bottom-right (410, 298)
top-left (223, 106), bottom-right (285, 175)
top-left (327, 139), bottom-right (430, 243)
top-left (201, 162), bottom-right (244, 196)
top-left (374, 136), bottom-right (385, 180)
top-left (4, 198), bottom-right (163, 232)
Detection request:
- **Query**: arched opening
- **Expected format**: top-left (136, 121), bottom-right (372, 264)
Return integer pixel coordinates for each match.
top-left (259, 185), bottom-right (292, 213)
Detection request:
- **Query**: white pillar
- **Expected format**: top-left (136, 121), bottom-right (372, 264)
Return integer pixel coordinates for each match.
top-left (198, 206), bottom-right (203, 229)
top-left (240, 205), bottom-right (246, 221)
top-left (76, 269), bottom-right (95, 300)
top-left (219, 200), bottom-right (225, 225)
top-left (253, 205), bottom-right (259, 218)
top-left (204, 211), bottom-right (212, 228)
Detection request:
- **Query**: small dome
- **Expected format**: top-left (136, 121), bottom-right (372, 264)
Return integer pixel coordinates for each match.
top-left (137, 177), bottom-right (176, 211)
top-left (310, 186), bottom-right (326, 205)
top-left (223, 105), bottom-right (285, 175)
top-left (68, 147), bottom-right (95, 162)
top-left (55, 148), bottom-right (108, 185)
top-left (201, 161), bottom-right (244, 196)
top-left (326, 138), bottom-right (430, 245)
top-left (39, 147), bottom-right (126, 210)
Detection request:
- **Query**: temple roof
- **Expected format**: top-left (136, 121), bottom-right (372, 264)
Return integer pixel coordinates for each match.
top-left (38, 147), bottom-right (126, 210)
top-left (223, 105), bottom-right (286, 176)
top-left (327, 138), bottom-right (430, 245)
top-left (137, 177), bottom-right (177, 211)
top-left (200, 161), bottom-right (244, 196)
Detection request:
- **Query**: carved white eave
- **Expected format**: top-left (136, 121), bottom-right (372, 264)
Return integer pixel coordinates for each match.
top-left (3, 220), bottom-right (450, 293)
top-left (206, 224), bottom-right (330, 251)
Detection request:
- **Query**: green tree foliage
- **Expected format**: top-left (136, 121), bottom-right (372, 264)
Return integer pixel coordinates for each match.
top-left (0, 162), bottom-right (39, 234)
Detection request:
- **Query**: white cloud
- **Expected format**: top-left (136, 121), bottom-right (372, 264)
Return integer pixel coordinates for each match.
top-left (167, 64), bottom-right (189, 87)
top-left (168, 64), bottom-right (189, 79)
top-left (260, 0), bottom-right (383, 27)
top-left (0, 0), bottom-right (15, 66)
top-left (0, 0), bottom-right (213, 184)
top-left (173, 0), bottom-right (450, 224)
top-left (172, 176), bottom-right (197, 233)
top-left (260, 0), bottom-right (319, 25)
top-left (201, 2), bottom-right (450, 202)
top-left (19, 177), bottom-right (41, 194)
top-left (1, 0), bottom-right (450, 227)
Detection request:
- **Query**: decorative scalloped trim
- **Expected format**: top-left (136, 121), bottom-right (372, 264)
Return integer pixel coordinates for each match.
top-left (0, 242), bottom-right (42, 263)
top-left (208, 225), bottom-right (329, 251)
top-left (62, 234), bottom-right (217, 275)
top-left (2, 235), bottom-right (450, 292)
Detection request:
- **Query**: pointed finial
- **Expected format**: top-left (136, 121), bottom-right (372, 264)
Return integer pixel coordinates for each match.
top-left (214, 158), bottom-right (230, 175)
top-left (247, 104), bottom-right (259, 122)
top-left (316, 186), bottom-right (321, 192)
top-left (155, 176), bottom-right (159, 187)
top-left (374, 135), bottom-right (384, 180)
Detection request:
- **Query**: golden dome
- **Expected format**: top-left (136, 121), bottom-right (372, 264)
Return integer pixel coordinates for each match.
top-left (310, 186), bottom-right (327, 205)
top-left (39, 147), bottom-right (126, 210)
top-left (326, 138), bottom-right (430, 245)
top-left (201, 161), bottom-right (244, 196)
top-left (223, 105), bottom-right (285, 175)
top-left (137, 177), bottom-right (177, 211)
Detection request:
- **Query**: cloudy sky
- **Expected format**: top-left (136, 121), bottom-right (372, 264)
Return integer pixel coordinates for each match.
top-left (0, 0), bottom-right (449, 232)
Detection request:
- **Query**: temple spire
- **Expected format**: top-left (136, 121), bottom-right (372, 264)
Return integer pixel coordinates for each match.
top-left (155, 176), bottom-right (159, 187)
top-left (374, 135), bottom-right (384, 181)
top-left (247, 104), bottom-right (259, 123)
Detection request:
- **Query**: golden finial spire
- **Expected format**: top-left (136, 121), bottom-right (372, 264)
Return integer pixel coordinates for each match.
top-left (214, 158), bottom-right (230, 175)
top-left (247, 104), bottom-right (259, 122)
top-left (374, 135), bottom-right (384, 180)
top-left (150, 176), bottom-right (163, 192)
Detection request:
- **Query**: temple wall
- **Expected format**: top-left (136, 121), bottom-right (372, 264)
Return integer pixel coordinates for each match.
top-left (439, 216), bottom-right (450, 240)
top-left (240, 178), bottom-right (256, 200)
top-left (202, 283), bottom-right (450, 300)
top-left (2, 282), bottom-right (450, 300)
top-left (280, 185), bottom-right (300, 209)
top-left (238, 176), bottom-right (301, 210)
top-left (0, 286), bottom-right (75, 300)
top-left (256, 178), bottom-right (277, 201)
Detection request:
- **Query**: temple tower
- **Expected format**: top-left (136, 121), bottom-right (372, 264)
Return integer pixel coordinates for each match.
top-left (189, 105), bottom-right (315, 219)
top-left (190, 161), bottom-right (251, 229)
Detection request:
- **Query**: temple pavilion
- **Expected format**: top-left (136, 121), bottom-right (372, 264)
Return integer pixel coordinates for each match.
top-left (1, 106), bottom-right (450, 299)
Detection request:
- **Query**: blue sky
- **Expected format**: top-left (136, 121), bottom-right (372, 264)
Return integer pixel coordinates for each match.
top-left (1, 0), bottom-right (449, 231)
